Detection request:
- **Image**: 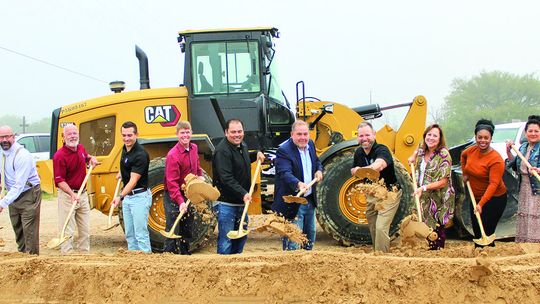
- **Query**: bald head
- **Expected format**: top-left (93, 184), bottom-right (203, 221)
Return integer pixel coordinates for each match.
top-left (62, 124), bottom-right (80, 149)
top-left (0, 125), bottom-right (15, 151)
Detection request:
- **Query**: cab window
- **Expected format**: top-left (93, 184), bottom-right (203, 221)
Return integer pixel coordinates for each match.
top-left (192, 41), bottom-right (260, 95)
top-left (79, 116), bottom-right (116, 156)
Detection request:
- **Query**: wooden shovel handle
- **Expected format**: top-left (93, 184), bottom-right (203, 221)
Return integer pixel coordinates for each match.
top-left (466, 181), bottom-right (489, 239)
top-left (237, 160), bottom-right (262, 229)
top-left (409, 163), bottom-right (423, 222)
top-left (169, 200), bottom-right (190, 233)
top-left (107, 178), bottom-right (122, 218)
top-left (60, 165), bottom-right (94, 236)
top-left (296, 177), bottom-right (319, 197)
top-left (511, 145), bottom-right (540, 183)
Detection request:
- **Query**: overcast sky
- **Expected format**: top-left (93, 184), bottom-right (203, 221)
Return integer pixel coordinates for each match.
top-left (1, 0), bottom-right (539, 125)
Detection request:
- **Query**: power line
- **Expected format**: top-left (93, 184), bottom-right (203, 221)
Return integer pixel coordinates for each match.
top-left (0, 45), bottom-right (108, 84)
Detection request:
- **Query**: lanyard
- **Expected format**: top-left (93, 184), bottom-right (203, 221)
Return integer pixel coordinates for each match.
top-left (1, 154), bottom-right (6, 197)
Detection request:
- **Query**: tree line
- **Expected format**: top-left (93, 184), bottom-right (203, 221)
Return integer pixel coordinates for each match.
top-left (436, 71), bottom-right (540, 147)
top-left (0, 115), bottom-right (50, 134)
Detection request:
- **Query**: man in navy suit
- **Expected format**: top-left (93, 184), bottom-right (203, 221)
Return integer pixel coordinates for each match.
top-left (272, 120), bottom-right (323, 250)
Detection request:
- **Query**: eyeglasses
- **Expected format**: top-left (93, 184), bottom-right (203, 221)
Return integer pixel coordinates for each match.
top-left (0, 134), bottom-right (13, 140)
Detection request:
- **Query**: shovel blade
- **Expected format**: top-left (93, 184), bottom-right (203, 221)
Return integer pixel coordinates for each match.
top-left (473, 234), bottom-right (496, 246)
top-left (102, 223), bottom-right (120, 231)
top-left (283, 195), bottom-right (307, 204)
top-left (227, 229), bottom-right (249, 239)
top-left (47, 235), bottom-right (72, 249)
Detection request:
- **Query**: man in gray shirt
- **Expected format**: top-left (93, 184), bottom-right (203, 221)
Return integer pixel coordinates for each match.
top-left (0, 125), bottom-right (41, 254)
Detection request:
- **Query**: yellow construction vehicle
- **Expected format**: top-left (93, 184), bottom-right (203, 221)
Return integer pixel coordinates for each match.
top-left (37, 27), bottom-right (427, 251)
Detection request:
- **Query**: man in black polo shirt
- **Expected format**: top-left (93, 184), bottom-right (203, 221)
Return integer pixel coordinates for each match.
top-left (351, 121), bottom-right (402, 253)
top-left (112, 121), bottom-right (151, 253)
top-left (212, 118), bottom-right (264, 254)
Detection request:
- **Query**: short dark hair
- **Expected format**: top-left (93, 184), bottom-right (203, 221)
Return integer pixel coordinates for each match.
top-left (421, 124), bottom-right (447, 152)
top-left (357, 121), bottom-right (374, 131)
top-left (525, 115), bottom-right (540, 131)
top-left (474, 119), bottom-right (495, 136)
top-left (121, 121), bottom-right (138, 134)
top-left (291, 120), bottom-right (309, 132)
top-left (225, 119), bottom-right (244, 131)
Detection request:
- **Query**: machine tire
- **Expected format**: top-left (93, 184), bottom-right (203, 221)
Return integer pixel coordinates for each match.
top-left (119, 157), bottom-right (217, 253)
top-left (317, 151), bottom-right (414, 246)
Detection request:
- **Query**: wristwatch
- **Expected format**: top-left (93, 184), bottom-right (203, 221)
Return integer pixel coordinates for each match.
top-left (120, 195), bottom-right (125, 201)
top-left (422, 185), bottom-right (427, 192)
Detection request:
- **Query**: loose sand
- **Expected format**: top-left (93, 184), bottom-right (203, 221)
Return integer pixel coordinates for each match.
top-left (0, 199), bottom-right (539, 303)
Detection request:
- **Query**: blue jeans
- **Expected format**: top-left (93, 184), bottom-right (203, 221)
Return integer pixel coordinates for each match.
top-left (122, 190), bottom-right (152, 253)
top-left (282, 199), bottom-right (316, 250)
top-left (215, 203), bottom-right (249, 254)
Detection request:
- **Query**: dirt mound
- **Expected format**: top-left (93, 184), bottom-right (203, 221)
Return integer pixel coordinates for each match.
top-left (1, 200), bottom-right (540, 303)
top-left (0, 249), bottom-right (539, 303)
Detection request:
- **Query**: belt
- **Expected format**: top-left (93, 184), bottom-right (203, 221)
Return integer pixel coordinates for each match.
top-left (73, 189), bottom-right (86, 194)
top-left (16, 184), bottom-right (40, 201)
top-left (127, 188), bottom-right (147, 196)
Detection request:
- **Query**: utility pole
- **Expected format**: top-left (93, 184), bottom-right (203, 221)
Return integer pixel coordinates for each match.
top-left (20, 116), bottom-right (29, 134)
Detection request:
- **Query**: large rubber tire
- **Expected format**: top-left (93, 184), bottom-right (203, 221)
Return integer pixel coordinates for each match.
top-left (317, 151), bottom-right (414, 246)
top-left (119, 157), bottom-right (217, 253)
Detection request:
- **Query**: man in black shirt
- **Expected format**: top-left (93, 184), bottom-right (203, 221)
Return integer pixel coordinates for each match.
top-left (112, 121), bottom-right (151, 253)
top-left (351, 122), bottom-right (402, 253)
top-left (212, 119), bottom-right (264, 254)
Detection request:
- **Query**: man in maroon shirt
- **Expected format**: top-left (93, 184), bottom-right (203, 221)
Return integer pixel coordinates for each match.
top-left (53, 124), bottom-right (98, 254)
top-left (163, 121), bottom-right (203, 254)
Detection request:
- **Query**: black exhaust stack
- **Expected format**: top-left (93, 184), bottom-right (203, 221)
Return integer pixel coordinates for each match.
top-left (135, 45), bottom-right (150, 90)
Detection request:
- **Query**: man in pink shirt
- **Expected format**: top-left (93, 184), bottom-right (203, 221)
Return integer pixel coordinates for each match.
top-left (163, 121), bottom-right (203, 254)
top-left (53, 124), bottom-right (98, 254)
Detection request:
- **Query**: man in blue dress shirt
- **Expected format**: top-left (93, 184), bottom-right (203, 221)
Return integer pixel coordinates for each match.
top-left (0, 125), bottom-right (42, 254)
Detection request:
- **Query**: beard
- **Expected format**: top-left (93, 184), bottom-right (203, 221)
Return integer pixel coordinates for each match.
top-left (0, 140), bottom-right (11, 151)
top-left (361, 140), bottom-right (373, 149)
top-left (65, 139), bottom-right (79, 148)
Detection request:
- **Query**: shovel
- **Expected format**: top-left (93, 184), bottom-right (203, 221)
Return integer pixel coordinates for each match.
top-left (227, 160), bottom-right (262, 240)
top-left (102, 178), bottom-right (122, 231)
top-left (466, 181), bottom-right (496, 246)
top-left (511, 145), bottom-right (540, 183)
top-left (47, 165), bottom-right (94, 249)
top-left (409, 163), bottom-right (424, 222)
top-left (159, 200), bottom-right (191, 239)
top-left (353, 167), bottom-right (380, 181)
top-left (283, 177), bottom-right (319, 204)
top-left (401, 163), bottom-right (438, 241)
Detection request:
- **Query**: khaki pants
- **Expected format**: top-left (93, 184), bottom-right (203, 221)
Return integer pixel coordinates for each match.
top-left (58, 189), bottom-right (90, 254)
top-left (365, 189), bottom-right (402, 253)
top-left (8, 185), bottom-right (41, 255)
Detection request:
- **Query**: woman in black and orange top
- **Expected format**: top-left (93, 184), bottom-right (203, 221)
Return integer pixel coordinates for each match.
top-left (461, 119), bottom-right (507, 247)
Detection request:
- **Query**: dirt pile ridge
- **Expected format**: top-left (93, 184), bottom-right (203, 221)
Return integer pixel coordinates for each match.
top-left (1, 200), bottom-right (540, 303)
top-left (0, 249), bottom-right (539, 303)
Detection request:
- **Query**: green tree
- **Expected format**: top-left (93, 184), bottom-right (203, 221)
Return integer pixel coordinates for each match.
top-left (27, 117), bottom-right (51, 133)
top-left (440, 71), bottom-right (540, 146)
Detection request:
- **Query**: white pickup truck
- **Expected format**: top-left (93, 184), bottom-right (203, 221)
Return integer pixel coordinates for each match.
top-left (491, 122), bottom-right (526, 160)
top-left (15, 133), bottom-right (50, 161)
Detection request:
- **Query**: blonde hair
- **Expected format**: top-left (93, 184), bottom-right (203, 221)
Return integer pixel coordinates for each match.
top-left (176, 121), bottom-right (192, 132)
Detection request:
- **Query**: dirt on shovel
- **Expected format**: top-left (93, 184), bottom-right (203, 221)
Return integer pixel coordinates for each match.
top-left (255, 213), bottom-right (308, 245)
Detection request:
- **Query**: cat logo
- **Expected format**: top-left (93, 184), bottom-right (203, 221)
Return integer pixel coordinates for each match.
top-left (144, 105), bottom-right (181, 127)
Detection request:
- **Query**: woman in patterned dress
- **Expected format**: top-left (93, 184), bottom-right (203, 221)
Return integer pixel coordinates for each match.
top-left (506, 115), bottom-right (540, 243)
top-left (408, 124), bottom-right (455, 250)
